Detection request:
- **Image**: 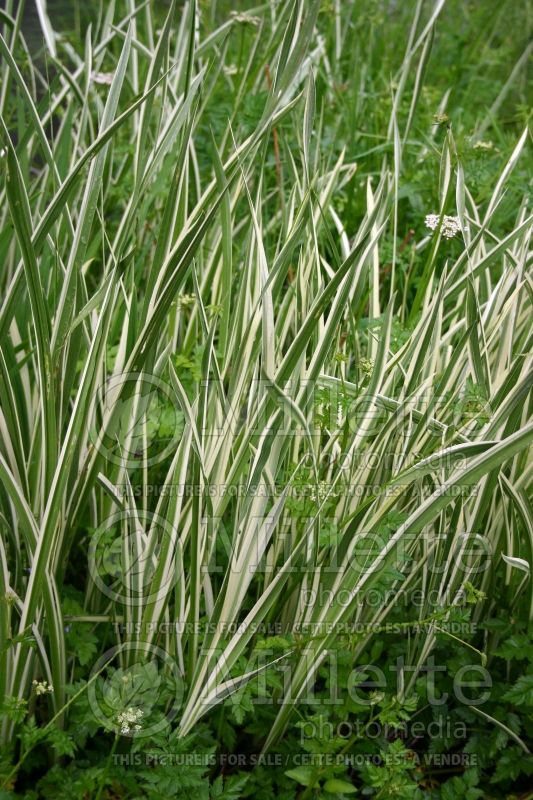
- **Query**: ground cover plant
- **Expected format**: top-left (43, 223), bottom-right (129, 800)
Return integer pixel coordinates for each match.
top-left (0, 0), bottom-right (532, 797)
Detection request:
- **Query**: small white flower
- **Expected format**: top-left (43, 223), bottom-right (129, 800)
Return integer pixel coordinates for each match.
top-left (32, 679), bottom-right (54, 695)
top-left (359, 358), bottom-right (374, 377)
top-left (442, 216), bottom-right (461, 238)
top-left (91, 71), bottom-right (114, 85)
top-left (177, 293), bottom-right (195, 308)
top-left (424, 213), bottom-right (440, 231)
top-left (311, 482), bottom-right (329, 503)
top-left (117, 706), bottom-right (144, 735)
top-left (425, 213), bottom-right (464, 239)
top-left (229, 11), bottom-right (261, 26)
top-left (223, 64), bottom-right (238, 76)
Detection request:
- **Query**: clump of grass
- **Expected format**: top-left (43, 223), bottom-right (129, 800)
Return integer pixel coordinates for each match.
top-left (0, 0), bottom-right (531, 793)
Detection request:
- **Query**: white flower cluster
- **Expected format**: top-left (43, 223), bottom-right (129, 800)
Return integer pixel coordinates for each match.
top-left (359, 358), bottom-right (374, 377)
top-left (177, 293), bottom-right (196, 308)
top-left (312, 482), bottom-right (330, 503)
top-left (32, 679), bottom-right (53, 695)
top-left (425, 214), bottom-right (462, 239)
top-left (117, 706), bottom-right (144, 735)
top-left (229, 11), bottom-right (261, 26)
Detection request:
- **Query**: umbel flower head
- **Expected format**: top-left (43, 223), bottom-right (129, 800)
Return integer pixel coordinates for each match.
top-left (229, 11), bottom-right (261, 26)
top-left (32, 679), bottom-right (53, 695)
top-left (425, 213), bottom-right (462, 239)
top-left (117, 706), bottom-right (144, 735)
